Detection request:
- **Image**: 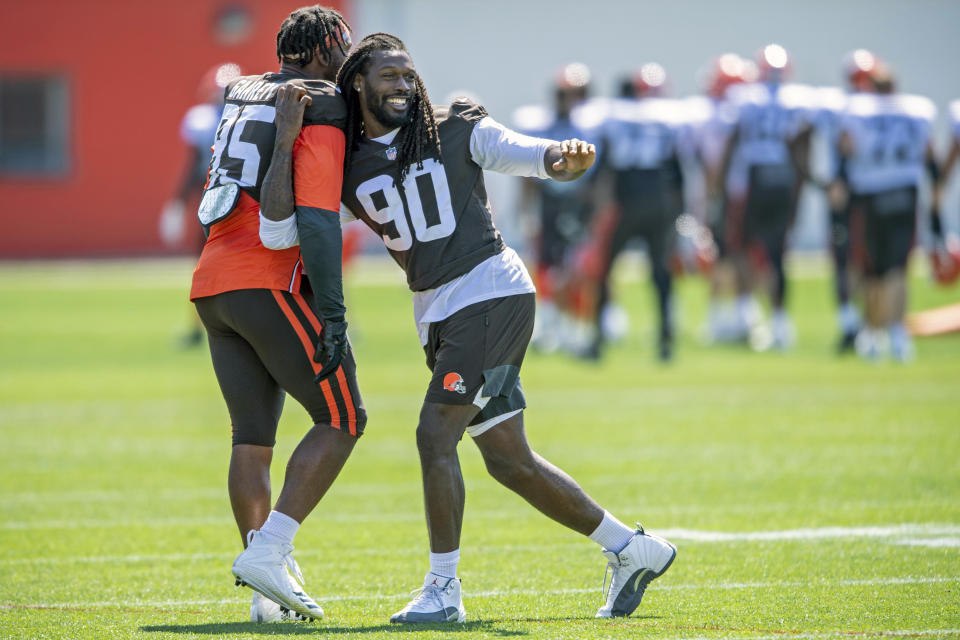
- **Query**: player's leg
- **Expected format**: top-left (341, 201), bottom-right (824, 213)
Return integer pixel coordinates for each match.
top-left (195, 293), bottom-right (294, 622)
top-left (473, 411), bottom-right (602, 533)
top-left (466, 293), bottom-right (674, 618)
top-left (227, 288), bottom-right (366, 620)
top-left (470, 400), bottom-right (675, 618)
top-left (856, 199), bottom-right (888, 360)
top-left (645, 215), bottom-right (677, 361)
top-left (248, 289), bottom-right (365, 522)
top-left (829, 190), bottom-right (861, 352)
top-left (589, 212), bottom-right (632, 359)
top-left (884, 192), bottom-right (918, 361)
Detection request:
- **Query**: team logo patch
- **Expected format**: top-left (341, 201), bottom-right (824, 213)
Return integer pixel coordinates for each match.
top-left (385, 146), bottom-right (397, 161)
top-left (443, 372), bottom-right (467, 394)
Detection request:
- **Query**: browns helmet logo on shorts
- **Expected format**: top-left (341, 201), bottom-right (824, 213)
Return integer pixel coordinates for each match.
top-left (443, 372), bottom-right (467, 394)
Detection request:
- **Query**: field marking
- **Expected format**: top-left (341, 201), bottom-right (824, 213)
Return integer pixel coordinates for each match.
top-left (2, 576), bottom-right (957, 611)
top-left (3, 524), bottom-right (960, 567)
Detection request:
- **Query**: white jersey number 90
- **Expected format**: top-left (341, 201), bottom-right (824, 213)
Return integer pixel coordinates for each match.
top-left (354, 158), bottom-right (456, 251)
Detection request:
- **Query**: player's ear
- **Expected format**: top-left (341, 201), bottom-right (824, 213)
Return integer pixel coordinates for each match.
top-left (316, 45), bottom-right (330, 67)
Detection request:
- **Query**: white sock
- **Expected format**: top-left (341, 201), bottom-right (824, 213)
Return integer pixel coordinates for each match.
top-left (588, 511), bottom-right (636, 553)
top-left (259, 510), bottom-right (300, 546)
top-left (428, 549), bottom-right (460, 579)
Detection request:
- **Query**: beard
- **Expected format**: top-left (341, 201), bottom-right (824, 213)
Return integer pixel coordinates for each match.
top-left (365, 88), bottom-right (413, 130)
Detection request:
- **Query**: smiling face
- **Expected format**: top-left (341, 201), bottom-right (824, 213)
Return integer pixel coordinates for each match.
top-left (356, 49), bottom-right (417, 137)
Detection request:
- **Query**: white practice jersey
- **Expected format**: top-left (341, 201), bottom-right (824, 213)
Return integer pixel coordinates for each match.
top-left (180, 103), bottom-right (222, 152)
top-left (840, 92), bottom-right (936, 195)
top-left (725, 82), bottom-right (815, 195)
top-left (596, 97), bottom-right (696, 171)
top-left (807, 86), bottom-right (848, 183)
top-left (686, 95), bottom-right (738, 173)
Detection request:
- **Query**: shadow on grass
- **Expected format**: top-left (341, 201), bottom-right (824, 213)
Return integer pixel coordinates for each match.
top-left (140, 621), bottom-right (527, 636)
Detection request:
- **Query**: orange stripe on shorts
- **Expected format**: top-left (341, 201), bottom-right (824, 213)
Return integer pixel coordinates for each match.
top-left (271, 290), bottom-right (341, 430)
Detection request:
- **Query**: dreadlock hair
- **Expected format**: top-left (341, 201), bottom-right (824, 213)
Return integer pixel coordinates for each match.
top-left (276, 5), bottom-right (351, 67)
top-left (336, 32), bottom-right (441, 183)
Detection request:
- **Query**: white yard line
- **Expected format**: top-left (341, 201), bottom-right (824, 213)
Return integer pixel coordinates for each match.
top-left (2, 576), bottom-right (957, 610)
top-left (3, 524), bottom-right (959, 566)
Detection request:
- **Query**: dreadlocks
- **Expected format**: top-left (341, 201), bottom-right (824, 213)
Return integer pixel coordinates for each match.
top-left (336, 32), bottom-right (441, 182)
top-left (276, 5), bottom-right (351, 67)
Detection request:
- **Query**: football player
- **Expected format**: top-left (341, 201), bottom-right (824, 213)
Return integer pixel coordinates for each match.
top-left (512, 63), bottom-right (597, 353)
top-left (189, 6), bottom-right (366, 622)
top-left (261, 32), bottom-right (676, 624)
top-left (837, 64), bottom-right (938, 361)
top-left (719, 44), bottom-right (813, 350)
top-left (808, 50), bottom-right (880, 352)
top-left (688, 53), bottom-right (751, 343)
top-left (591, 63), bottom-right (695, 361)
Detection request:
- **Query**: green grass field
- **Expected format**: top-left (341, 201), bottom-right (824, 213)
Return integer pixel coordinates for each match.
top-left (1, 255), bottom-right (958, 640)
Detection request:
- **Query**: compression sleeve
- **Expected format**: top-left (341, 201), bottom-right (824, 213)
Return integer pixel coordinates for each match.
top-left (469, 116), bottom-right (553, 179)
top-left (294, 124), bottom-right (347, 321)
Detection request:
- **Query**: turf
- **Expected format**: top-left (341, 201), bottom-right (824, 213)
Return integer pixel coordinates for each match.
top-left (0, 255), bottom-right (958, 640)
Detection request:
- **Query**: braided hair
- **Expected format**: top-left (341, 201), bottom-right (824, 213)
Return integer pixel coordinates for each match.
top-left (276, 5), bottom-right (351, 66)
top-left (336, 32), bottom-right (441, 182)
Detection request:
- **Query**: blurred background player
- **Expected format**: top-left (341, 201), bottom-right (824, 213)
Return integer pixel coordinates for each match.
top-left (591, 63), bottom-right (693, 361)
top-left (719, 44), bottom-right (812, 350)
top-left (836, 63), bottom-right (938, 361)
top-left (688, 53), bottom-right (751, 343)
top-left (513, 63), bottom-right (596, 353)
top-left (812, 50), bottom-right (881, 352)
top-left (929, 98), bottom-right (960, 286)
top-left (159, 62), bottom-right (243, 347)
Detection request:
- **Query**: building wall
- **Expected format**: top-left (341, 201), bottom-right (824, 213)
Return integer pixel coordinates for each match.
top-left (0, 0), bottom-right (347, 258)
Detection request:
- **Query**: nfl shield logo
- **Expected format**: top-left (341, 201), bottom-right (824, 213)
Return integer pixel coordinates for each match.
top-left (385, 146), bottom-right (397, 161)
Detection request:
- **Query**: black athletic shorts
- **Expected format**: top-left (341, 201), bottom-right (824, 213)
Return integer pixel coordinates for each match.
top-left (195, 288), bottom-right (366, 446)
top-left (423, 294), bottom-right (535, 436)
top-left (742, 164), bottom-right (797, 246)
top-left (856, 186), bottom-right (917, 277)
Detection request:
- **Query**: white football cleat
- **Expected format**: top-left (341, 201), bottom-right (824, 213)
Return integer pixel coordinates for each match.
top-left (390, 573), bottom-right (466, 624)
top-left (596, 526), bottom-right (676, 618)
top-left (250, 591), bottom-right (295, 623)
top-left (232, 530), bottom-right (324, 622)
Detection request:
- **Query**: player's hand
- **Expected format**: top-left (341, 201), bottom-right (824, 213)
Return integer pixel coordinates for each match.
top-left (552, 138), bottom-right (596, 174)
top-left (158, 199), bottom-right (186, 247)
top-left (275, 83), bottom-right (312, 151)
top-left (313, 319), bottom-right (349, 383)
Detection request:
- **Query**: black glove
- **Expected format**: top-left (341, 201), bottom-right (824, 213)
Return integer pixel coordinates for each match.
top-left (313, 319), bottom-right (349, 383)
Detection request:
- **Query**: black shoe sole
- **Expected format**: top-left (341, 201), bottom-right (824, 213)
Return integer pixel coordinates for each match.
top-left (611, 544), bottom-right (677, 617)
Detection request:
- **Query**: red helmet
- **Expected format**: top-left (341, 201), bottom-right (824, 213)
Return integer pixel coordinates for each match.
top-left (555, 62), bottom-right (591, 92)
top-left (843, 49), bottom-right (879, 92)
top-left (632, 63), bottom-right (668, 98)
top-left (197, 62), bottom-right (243, 102)
top-left (706, 53), bottom-right (748, 98)
top-left (756, 44), bottom-right (792, 83)
top-left (931, 236), bottom-right (960, 286)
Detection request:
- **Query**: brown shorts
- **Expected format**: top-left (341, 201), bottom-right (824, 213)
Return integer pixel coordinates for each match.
top-left (195, 288), bottom-right (366, 446)
top-left (423, 294), bottom-right (535, 429)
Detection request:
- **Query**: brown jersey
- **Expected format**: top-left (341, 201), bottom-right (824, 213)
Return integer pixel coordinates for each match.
top-left (340, 99), bottom-right (505, 291)
top-left (206, 71), bottom-right (347, 203)
top-left (191, 70), bottom-right (346, 302)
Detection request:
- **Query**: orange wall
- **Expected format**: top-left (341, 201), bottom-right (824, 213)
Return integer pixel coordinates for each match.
top-left (0, 0), bottom-right (348, 258)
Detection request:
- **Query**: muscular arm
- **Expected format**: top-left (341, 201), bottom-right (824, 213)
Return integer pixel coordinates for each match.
top-left (260, 85), bottom-right (347, 322)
